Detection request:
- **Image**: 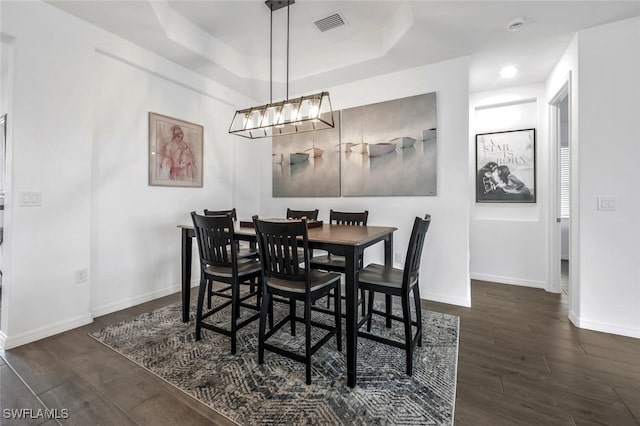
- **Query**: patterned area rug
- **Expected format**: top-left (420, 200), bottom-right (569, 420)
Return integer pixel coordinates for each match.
top-left (90, 294), bottom-right (459, 425)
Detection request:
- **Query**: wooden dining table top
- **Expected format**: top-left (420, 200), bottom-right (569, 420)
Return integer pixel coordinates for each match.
top-left (179, 222), bottom-right (397, 246)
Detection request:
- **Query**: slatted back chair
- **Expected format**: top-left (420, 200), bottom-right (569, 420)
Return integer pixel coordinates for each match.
top-left (253, 216), bottom-right (342, 385)
top-left (286, 208), bottom-right (319, 220)
top-left (204, 208), bottom-right (237, 221)
top-left (357, 214), bottom-right (431, 376)
top-left (204, 208), bottom-right (256, 259)
top-left (310, 210), bottom-right (369, 316)
top-left (329, 209), bottom-right (369, 226)
top-left (190, 212), bottom-right (262, 354)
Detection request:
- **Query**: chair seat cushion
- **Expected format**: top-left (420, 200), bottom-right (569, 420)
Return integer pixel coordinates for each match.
top-left (310, 254), bottom-right (346, 269)
top-left (237, 246), bottom-right (258, 258)
top-left (204, 258), bottom-right (261, 278)
top-left (268, 270), bottom-right (341, 294)
top-left (358, 263), bottom-right (417, 289)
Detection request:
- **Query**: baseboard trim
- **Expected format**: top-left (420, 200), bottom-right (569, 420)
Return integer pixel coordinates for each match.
top-left (470, 273), bottom-right (545, 289)
top-left (91, 282), bottom-right (188, 318)
top-left (568, 310), bottom-right (580, 328)
top-left (422, 291), bottom-right (471, 308)
top-left (2, 314), bottom-right (93, 350)
top-left (568, 313), bottom-right (640, 339)
top-left (0, 331), bottom-right (7, 350)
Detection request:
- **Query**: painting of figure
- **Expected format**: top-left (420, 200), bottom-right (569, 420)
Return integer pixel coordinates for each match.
top-left (149, 112), bottom-right (203, 187)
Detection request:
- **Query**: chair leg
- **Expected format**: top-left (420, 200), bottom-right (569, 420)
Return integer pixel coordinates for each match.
top-left (305, 296), bottom-right (312, 385)
top-left (326, 292), bottom-right (331, 308)
top-left (402, 292), bottom-right (413, 376)
top-left (258, 287), bottom-right (271, 365)
top-left (385, 294), bottom-right (393, 328)
top-left (207, 279), bottom-right (212, 310)
top-left (269, 296), bottom-right (274, 330)
top-left (231, 281), bottom-right (238, 355)
top-left (413, 284), bottom-right (423, 347)
top-left (366, 290), bottom-right (375, 332)
top-left (256, 277), bottom-right (261, 310)
top-left (290, 300), bottom-right (296, 336)
top-left (360, 289), bottom-right (366, 316)
top-left (195, 275), bottom-right (208, 341)
top-left (335, 285), bottom-right (342, 352)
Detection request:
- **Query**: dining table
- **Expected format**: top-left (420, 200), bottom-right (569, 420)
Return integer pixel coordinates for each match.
top-left (178, 220), bottom-right (396, 388)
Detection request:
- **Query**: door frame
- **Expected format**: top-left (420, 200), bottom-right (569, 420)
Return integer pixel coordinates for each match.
top-left (548, 73), bottom-right (572, 297)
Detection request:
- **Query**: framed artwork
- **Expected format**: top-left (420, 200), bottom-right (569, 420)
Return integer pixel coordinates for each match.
top-left (272, 111), bottom-right (341, 197)
top-left (476, 128), bottom-right (536, 203)
top-left (340, 92), bottom-right (437, 196)
top-left (149, 112), bottom-right (203, 187)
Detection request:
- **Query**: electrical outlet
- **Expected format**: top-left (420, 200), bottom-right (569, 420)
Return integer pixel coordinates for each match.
top-left (394, 251), bottom-right (403, 264)
top-left (75, 269), bottom-right (88, 284)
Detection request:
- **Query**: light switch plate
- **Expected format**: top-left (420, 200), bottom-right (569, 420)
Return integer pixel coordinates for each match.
top-left (597, 197), bottom-right (616, 211)
top-left (19, 191), bottom-right (43, 207)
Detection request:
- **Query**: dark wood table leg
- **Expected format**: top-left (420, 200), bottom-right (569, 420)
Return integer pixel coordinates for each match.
top-left (181, 228), bottom-right (193, 323)
top-left (345, 246), bottom-right (359, 388)
top-left (384, 234), bottom-right (394, 328)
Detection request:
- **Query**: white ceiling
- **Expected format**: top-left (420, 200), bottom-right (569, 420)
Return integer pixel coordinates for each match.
top-left (48, 0), bottom-right (640, 100)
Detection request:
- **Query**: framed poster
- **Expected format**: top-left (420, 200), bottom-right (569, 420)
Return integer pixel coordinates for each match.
top-left (149, 112), bottom-right (203, 187)
top-left (476, 128), bottom-right (536, 203)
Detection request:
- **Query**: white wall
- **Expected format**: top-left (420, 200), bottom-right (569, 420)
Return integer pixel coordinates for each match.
top-left (0, 1), bottom-right (256, 348)
top-left (470, 85), bottom-right (549, 289)
top-left (0, 2), bottom-right (95, 348)
top-left (247, 57), bottom-right (471, 307)
top-left (572, 16), bottom-right (640, 338)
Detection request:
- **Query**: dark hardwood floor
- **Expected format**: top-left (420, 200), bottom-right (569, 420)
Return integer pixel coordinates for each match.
top-left (1, 280), bottom-right (639, 425)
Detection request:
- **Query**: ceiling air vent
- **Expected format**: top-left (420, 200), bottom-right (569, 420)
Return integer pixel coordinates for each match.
top-left (314, 12), bottom-right (346, 32)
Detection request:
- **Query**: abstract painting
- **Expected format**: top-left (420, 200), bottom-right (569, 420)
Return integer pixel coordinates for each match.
top-left (272, 111), bottom-right (341, 197)
top-left (340, 92), bottom-right (437, 196)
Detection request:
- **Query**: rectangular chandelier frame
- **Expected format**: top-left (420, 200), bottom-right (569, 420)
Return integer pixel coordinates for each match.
top-left (229, 91), bottom-right (334, 139)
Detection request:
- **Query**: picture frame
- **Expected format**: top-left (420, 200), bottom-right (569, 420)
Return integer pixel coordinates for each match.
top-left (149, 112), bottom-right (203, 187)
top-left (476, 128), bottom-right (536, 203)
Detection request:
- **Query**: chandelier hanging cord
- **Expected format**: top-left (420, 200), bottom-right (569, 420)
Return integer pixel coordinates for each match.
top-left (228, 0), bottom-right (334, 139)
top-left (286, 2), bottom-right (290, 100)
top-left (270, 6), bottom-right (273, 103)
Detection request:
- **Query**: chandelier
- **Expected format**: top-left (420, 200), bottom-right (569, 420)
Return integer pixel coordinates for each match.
top-left (229, 0), bottom-right (334, 139)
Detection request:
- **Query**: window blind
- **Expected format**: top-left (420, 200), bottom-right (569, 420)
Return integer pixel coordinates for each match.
top-left (560, 147), bottom-right (570, 218)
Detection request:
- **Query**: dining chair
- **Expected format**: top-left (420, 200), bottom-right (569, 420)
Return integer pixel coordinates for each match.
top-left (357, 214), bottom-right (431, 376)
top-left (191, 212), bottom-right (262, 354)
top-left (204, 208), bottom-right (257, 258)
top-left (204, 208), bottom-right (258, 307)
top-left (286, 208), bottom-right (319, 220)
top-left (253, 215), bottom-right (342, 385)
top-left (310, 209), bottom-right (369, 316)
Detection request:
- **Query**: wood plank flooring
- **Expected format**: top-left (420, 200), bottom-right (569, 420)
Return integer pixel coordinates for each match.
top-left (1, 280), bottom-right (639, 425)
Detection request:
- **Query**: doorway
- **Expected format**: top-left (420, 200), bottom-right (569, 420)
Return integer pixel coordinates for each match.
top-left (549, 77), bottom-right (571, 298)
top-left (558, 95), bottom-right (570, 295)
top-left (1, 38), bottom-right (12, 337)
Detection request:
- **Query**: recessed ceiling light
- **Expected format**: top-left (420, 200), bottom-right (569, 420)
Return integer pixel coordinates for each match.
top-left (500, 66), bottom-right (518, 79)
top-left (507, 17), bottom-right (526, 32)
